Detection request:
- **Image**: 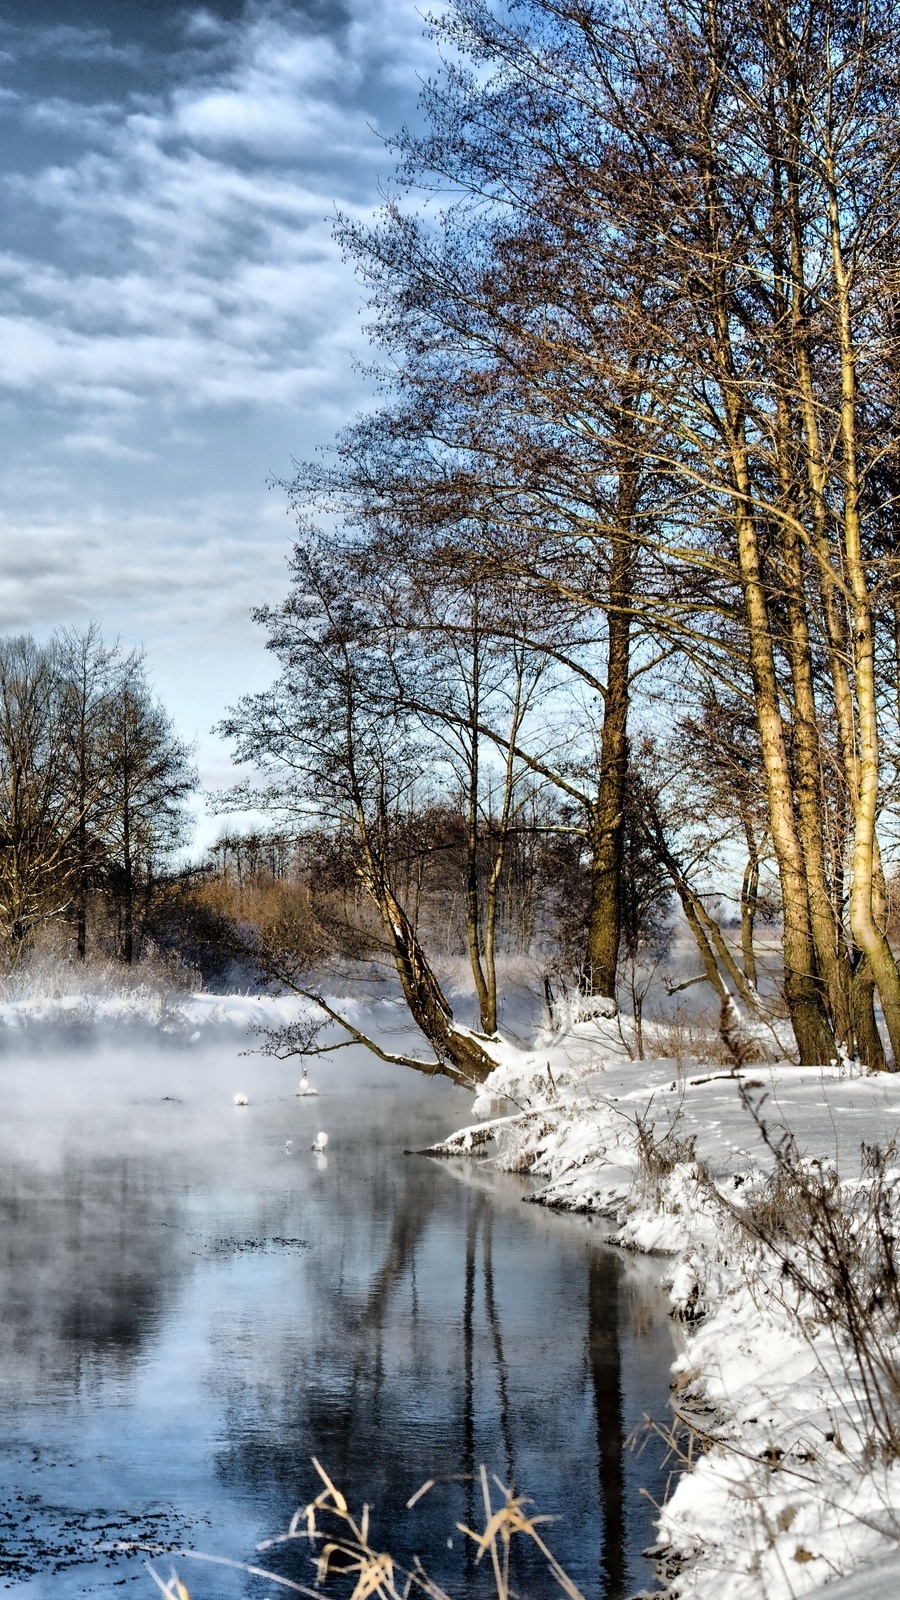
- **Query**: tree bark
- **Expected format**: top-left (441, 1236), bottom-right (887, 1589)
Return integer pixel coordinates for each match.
top-left (687, 24), bottom-right (834, 1062)
top-left (777, 499), bottom-right (854, 1046)
top-left (462, 636), bottom-right (494, 1033)
top-left (122, 790), bottom-right (133, 966)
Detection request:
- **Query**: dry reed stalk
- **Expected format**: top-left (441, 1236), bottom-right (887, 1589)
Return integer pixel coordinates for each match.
top-left (143, 1459), bottom-right (589, 1600)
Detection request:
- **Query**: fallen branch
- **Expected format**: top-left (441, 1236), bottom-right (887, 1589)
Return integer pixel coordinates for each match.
top-left (256, 988), bottom-right (479, 1088)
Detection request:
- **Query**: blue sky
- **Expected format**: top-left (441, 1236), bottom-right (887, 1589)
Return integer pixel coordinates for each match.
top-left (0, 1), bottom-right (429, 840)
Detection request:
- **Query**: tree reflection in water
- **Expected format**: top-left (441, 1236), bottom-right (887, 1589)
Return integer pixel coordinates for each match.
top-left (0, 1148), bottom-right (186, 1393)
top-left (589, 1248), bottom-right (626, 1599)
top-left (212, 1161), bottom-right (670, 1600)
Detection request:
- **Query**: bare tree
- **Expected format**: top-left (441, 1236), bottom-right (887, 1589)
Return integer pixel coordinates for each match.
top-left (219, 542), bottom-right (498, 1085)
top-left (103, 655), bottom-right (196, 965)
top-left (0, 636), bottom-right (80, 954)
top-left (57, 625), bottom-right (122, 961)
top-left (221, 0), bottom-right (900, 1071)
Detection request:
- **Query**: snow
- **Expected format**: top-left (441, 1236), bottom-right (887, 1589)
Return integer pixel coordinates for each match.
top-left (436, 1020), bottom-right (900, 1600)
top-left (815, 1549), bottom-right (900, 1598)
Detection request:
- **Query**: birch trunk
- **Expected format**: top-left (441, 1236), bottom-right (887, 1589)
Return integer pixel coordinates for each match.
top-left (827, 158), bottom-right (900, 1066)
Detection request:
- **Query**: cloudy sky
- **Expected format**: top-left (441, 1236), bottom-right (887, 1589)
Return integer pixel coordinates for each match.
top-left (0, 0), bottom-right (429, 837)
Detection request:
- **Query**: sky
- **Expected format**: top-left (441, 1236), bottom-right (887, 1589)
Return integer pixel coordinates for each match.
top-left (0, 0), bottom-right (431, 845)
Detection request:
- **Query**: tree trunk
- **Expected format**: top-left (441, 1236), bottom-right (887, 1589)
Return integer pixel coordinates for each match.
top-left (695, 47), bottom-right (834, 1063)
top-left (76, 816), bottom-right (87, 961)
top-left (778, 504), bottom-right (854, 1046)
top-left (463, 729), bottom-right (494, 1033)
top-left (693, 893), bottom-right (761, 1015)
top-left (850, 957), bottom-right (886, 1074)
top-left (827, 162), bottom-right (900, 1066)
top-left (740, 826), bottom-right (760, 989)
top-left (582, 481), bottom-right (636, 1001)
top-left (735, 492), bottom-right (833, 1062)
top-left (122, 793), bottom-right (133, 966)
top-left (360, 849), bottom-right (495, 1083)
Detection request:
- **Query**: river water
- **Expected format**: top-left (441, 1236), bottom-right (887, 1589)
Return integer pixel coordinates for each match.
top-left (0, 1027), bottom-right (674, 1600)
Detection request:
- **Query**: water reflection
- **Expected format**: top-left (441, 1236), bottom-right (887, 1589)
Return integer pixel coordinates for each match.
top-left (0, 1037), bottom-right (673, 1600)
top-left (210, 1161), bottom-right (671, 1599)
top-left (0, 1148), bottom-right (184, 1392)
top-left (589, 1249), bottom-right (625, 1598)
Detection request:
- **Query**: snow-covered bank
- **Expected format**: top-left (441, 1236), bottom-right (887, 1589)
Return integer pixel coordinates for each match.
top-left (0, 987), bottom-right (308, 1037)
top-left (0, 985), bottom-right (409, 1042)
top-left (438, 1023), bottom-right (900, 1600)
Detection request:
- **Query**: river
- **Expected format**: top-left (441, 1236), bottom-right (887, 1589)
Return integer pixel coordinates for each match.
top-left (0, 1024), bottom-right (674, 1599)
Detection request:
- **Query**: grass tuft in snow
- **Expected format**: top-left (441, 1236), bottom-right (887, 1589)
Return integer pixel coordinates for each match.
top-left (629, 1098), bottom-right (900, 1595)
top-left (634, 1103), bottom-right (702, 1201)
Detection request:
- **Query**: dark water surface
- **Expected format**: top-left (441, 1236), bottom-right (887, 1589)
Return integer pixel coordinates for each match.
top-left (0, 1030), bottom-right (674, 1599)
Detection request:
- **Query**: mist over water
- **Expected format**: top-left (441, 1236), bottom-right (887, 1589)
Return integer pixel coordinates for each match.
top-left (0, 1025), bottom-right (673, 1599)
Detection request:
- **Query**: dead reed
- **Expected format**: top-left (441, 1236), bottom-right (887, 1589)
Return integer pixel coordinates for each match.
top-left (144, 1460), bottom-right (588, 1600)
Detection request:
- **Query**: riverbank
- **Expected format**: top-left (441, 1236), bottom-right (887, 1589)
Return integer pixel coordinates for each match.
top-left (435, 1019), bottom-right (900, 1600)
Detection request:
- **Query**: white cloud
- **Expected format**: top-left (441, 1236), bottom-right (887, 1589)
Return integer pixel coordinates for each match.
top-left (59, 431), bottom-right (152, 459)
top-left (0, 494), bottom-right (286, 793)
top-left (0, 489), bottom-right (289, 640)
top-left (170, 23), bottom-right (361, 154)
top-left (183, 11), bottom-right (231, 43)
top-left (0, 238), bottom-right (366, 415)
top-left (24, 97), bottom-right (120, 136)
top-left (0, 11), bottom-right (398, 429)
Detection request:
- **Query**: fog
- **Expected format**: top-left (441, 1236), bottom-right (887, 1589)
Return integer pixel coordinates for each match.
top-left (0, 1022), bottom-right (673, 1600)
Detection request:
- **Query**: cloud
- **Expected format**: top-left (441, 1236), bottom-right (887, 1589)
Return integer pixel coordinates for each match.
top-left (0, 4), bottom-right (422, 441)
top-left (0, 487), bottom-right (289, 642)
top-left (170, 24), bottom-right (361, 154)
top-left (0, 0), bottom-right (429, 789)
top-left (0, 482), bottom-right (294, 776)
top-left (23, 97), bottom-right (121, 136)
top-left (18, 24), bottom-right (142, 62)
top-left (0, 238), bottom-right (368, 433)
top-left (59, 430), bottom-right (152, 459)
top-left (183, 10), bottom-right (232, 43)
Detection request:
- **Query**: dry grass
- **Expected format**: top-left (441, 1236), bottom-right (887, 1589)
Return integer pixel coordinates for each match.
top-left (646, 1006), bottom-right (737, 1070)
top-left (144, 1461), bottom-right (587, 1600)
top-left (726, 1126), bottom-right (900, 1461)
top-left (0, 936), bottom-right (195, 1003)
top-left (196, 873), bottom-right (385, 970)
top-left (196, 876), bottom-right (326, 948)
top-left (636, 1092), bottom-right (900, 1463)
top-left (634, 1106), bottom-right (700, 1196)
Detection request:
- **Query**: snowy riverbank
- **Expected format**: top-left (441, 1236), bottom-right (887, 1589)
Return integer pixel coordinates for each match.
top-left (0, 985), bottom-right (308, 1036)
top-left (435, 1018), bottom-right (900, 1600)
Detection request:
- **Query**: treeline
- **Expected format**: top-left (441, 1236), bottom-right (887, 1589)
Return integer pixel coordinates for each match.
top-left (0, 627), bottom-right (195, 964)
top-left (201, 817), bottom-right (603, 982)
top-left (221, 0), bottom-right (900, 1079)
